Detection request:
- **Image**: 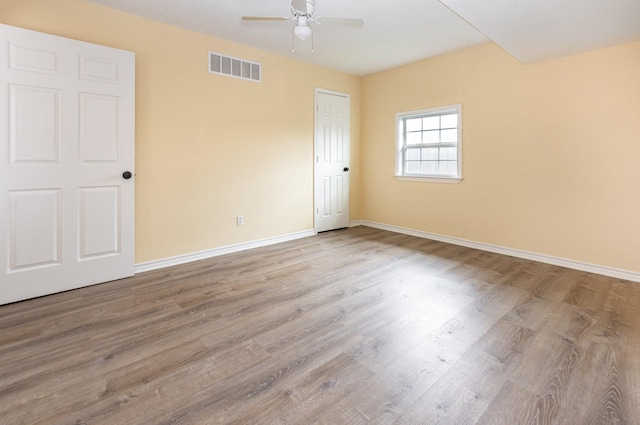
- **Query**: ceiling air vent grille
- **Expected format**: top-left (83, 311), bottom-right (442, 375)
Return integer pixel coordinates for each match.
top-left (208, 51), bottom-right (261, 83)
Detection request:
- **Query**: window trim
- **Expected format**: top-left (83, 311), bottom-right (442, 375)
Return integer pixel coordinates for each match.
top-left (395, 104), bottom-right (462, 183)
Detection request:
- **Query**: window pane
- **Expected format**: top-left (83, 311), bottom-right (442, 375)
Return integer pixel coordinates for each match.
top-left (405, 118), bottom-right (422, 132)
top-left (439, 147), bottom-right (457, 160)
top-left (440, 161), bottom-right (458, 174)
top-left (441, 129), bottom-right (457, 142)
top-left (441, 113), bottom-right (457, 129)
top-left (422, 161), bottom-right (439, 174)
top-left (406, 132), bottom-right (422, 145)
top-left (406, 148), bottom-right (421, 160)
top-left (423, 130), bottom-right (440, 143)
top-left (423, 116), bottom-right (440, 130)
top-left (405, 161), bottom-right (421, 174)
top-left (422, 148), bottom-right (439, 160)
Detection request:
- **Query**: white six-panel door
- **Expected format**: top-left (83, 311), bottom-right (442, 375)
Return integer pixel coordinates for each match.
top-left (315, 90), bottom-right (350, 232)
top-left (0, 24), bottom-right (135, 305)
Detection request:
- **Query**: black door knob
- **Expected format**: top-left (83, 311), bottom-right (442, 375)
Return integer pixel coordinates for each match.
top-left (343, 167), bottom-right (350, 172)
top-left (122, 171), bottom-right (133, 180)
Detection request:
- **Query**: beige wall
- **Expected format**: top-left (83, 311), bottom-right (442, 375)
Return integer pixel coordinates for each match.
top-left (0, 0), bottom-right (361, 263)
top-left (361, 42), bottom-right (640, 273)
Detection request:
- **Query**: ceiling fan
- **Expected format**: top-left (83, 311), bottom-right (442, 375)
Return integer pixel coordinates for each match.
top-left (241, 0), bottom-right (364, 52)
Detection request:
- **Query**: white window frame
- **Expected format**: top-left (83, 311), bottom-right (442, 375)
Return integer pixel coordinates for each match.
top-left (395, 104), bottom-right (462, 183)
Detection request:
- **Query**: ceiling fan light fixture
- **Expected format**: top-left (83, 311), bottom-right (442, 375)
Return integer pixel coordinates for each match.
top-left (293, 24), bottom-right (312, 41)
top-left (244, 0), bottom-right (363, 51)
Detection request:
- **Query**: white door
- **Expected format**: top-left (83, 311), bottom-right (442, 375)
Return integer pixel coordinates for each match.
top-left (315, 89), bottom-right (350, 232)
top-left (0, 24), bottom-right (135, 305)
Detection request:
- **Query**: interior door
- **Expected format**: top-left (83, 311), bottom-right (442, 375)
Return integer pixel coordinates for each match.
top-left (315, 90), bottom-right (350, 232)
top-left (0, 24), bottom-right (135, 305)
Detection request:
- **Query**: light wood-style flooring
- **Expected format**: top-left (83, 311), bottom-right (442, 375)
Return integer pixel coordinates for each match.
top-left (1, 226), bottom-right (639, 424)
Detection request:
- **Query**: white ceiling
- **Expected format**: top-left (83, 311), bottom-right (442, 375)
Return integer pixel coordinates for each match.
top-left (439, 0), bottom-right (640, 64)
top-left (86, 0), bottom-right (640, 76)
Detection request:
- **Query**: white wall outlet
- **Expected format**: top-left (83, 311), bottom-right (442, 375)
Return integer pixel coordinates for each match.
top-left (237, 215), bottom-right (244, 226)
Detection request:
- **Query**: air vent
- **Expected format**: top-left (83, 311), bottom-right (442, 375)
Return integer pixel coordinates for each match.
top-left (208, 51), bottom-right (261, 83)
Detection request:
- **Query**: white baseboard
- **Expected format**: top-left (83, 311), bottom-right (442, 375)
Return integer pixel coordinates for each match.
top-left (358, 220), bottom-right (640, 283)
top-left (135, 229), bottom-right (316, 274)
top-left (135, 221), bottom-right (639, 283)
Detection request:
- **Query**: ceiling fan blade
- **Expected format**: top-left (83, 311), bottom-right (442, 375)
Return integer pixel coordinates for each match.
top-left (315, 17), bottom-right (364, 26)
top-left (292, 0), bottom-right (309, 14)
top-left (242, 16), bottom-right (291, 21)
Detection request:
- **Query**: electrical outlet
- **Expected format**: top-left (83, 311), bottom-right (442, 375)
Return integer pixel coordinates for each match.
top-left (237, 215), bottom-right (244, 226)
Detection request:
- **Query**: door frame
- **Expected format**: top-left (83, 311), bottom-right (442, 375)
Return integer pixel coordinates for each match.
top-left (313, 87), bottom-right (351, 232)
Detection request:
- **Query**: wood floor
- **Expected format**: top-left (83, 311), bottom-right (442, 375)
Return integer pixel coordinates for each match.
top-left (1, 226), bottom-right (639, 425)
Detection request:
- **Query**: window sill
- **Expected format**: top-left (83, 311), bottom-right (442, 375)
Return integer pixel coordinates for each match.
top-left (395, 175), bottom-right (462, 184)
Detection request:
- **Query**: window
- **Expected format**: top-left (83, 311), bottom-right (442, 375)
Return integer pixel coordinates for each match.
top-left (395, 104), bottom-right (462, 182)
